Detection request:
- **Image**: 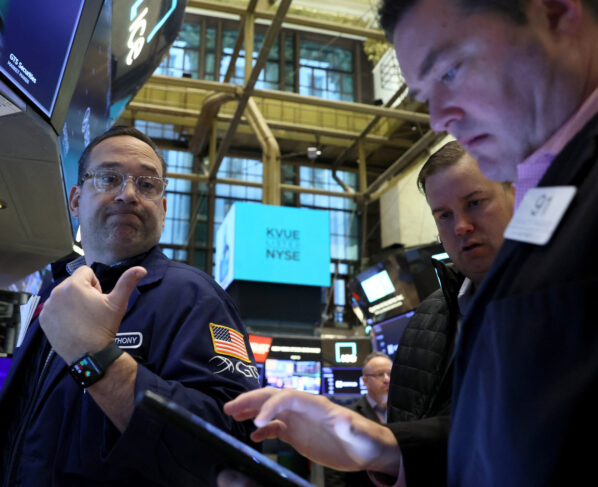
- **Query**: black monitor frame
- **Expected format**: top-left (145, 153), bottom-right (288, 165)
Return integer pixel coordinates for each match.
top-left (0, 0), bottom-right (103, 134)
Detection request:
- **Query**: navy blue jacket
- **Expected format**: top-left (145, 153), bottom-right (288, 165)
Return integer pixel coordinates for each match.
top-left (0, 246), bottom-right (259, 486)
top-left (448, 113), bottom-right (598, 485)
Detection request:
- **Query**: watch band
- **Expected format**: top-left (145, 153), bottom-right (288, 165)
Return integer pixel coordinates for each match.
top-left (92, 341), bottom-right (124, 369)
top-left (69, 342), bottom-right (124, 388)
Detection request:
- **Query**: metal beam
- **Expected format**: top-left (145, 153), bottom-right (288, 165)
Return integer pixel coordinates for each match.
top-left (210, 0), bottom-right (292, 179)
top-left (364, 130), bottom-right (443, 198)
top-left (332, 84), bottom-right (409, 169)
top-left (138, 75), bottom-right (429, 124)
top-left (127, 101), bottom-right (417, 148)
top-left (186, 0), bottom-right (386, 41)
top-left (223, 0), bottom-right (258, 83)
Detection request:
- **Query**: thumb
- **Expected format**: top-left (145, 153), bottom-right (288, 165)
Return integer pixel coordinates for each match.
top-left (107, 266), bottom-right (147, 310)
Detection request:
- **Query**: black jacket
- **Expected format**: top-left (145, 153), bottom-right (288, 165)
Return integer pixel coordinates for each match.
top-left (387, 260), bottom-right (464, 487)
top-left (449, 111), bottom-right (598, 486)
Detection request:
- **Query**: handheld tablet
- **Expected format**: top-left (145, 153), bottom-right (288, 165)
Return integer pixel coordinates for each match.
top-left (137, 390), bottom-right (315, 487)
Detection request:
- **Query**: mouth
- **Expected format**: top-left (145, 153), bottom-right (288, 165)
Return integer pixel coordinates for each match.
top-left (459, 134), bottom-right (488, 150)
top-left (461, 242), bottom-right (482, 254)
top-left (106, 210), bottom-right (143, 222)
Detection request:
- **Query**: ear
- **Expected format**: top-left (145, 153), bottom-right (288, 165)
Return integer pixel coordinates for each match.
top-left (537, 0), bottom-right (582, 33)
top-left (161, 196), bottom-right (167, 228)
top-left (68, 185), bottom-right (81, 218)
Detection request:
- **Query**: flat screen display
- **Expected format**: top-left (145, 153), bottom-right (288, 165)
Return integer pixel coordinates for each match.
top-left (0, 0), bottom-right (85, 117)
top-left (372, 310), bottom-right (415, 359)
top-left (0, 357), bottom-right (12, 391)
top-left (214, 202), bottom-right (331, 289)
top-left (360, 270), bottom-right (396, 303)
top-left (265, 359), bottom-right (321, 395)
top-left (321, 366), bottom-right (366, 396)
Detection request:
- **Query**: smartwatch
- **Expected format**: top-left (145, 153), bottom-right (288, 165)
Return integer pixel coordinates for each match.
top-left (69, 342), bottom-right (124, 388)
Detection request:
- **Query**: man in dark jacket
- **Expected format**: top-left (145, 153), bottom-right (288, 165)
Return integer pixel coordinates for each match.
top-left (0, 127), bottom-right (258, 487)
top-left (223, 142), bottom-right (514, 486)
top-left (325, 352), bottom-right (393, 486)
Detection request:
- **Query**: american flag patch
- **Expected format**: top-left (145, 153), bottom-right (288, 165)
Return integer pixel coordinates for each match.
top-left (209, 323), bottom-right (250, 363)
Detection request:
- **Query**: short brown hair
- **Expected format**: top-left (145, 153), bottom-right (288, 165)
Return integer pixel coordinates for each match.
top-left (77, 126), bottom-right (167, 184)
top-left (377, 0), bottom-right (598, 40)
top-left (417, 141), bottom-right (466, 194)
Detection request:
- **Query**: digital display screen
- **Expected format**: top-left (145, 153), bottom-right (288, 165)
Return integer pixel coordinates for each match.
top-left (265, 359), bottom-right (321, 395)
top-left (0, 357), bottom-right (12, 391)
top-left (0, 0), bottom-right (85, 116)
top-left (372, 310), bottom-right (415, 359)
top-left (322, 366), bottom-right (367, 396)
top-left (255, 362), bottom-right (265, 387)
top-left (360, 270), bottom-right (396, 303)
top-left (215, 202), bottom-right (331, 289)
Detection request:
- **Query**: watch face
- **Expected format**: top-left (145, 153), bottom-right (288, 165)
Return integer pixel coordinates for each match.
top-left (70, 355), bottom-right (103, 388)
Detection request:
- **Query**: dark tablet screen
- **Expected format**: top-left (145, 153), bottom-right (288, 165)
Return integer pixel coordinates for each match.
top-left (137, 390), bottom-right (314, 487)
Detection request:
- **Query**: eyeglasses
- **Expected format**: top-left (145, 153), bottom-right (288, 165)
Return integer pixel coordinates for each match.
top-left (364, 371), bottom-right (391, 380)
top-left (80, 170), bottom-right (168, 200)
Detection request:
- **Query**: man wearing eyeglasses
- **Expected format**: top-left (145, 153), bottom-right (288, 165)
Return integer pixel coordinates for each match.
top-left (0, 126), bottom-right (259, 487)
top-left (325, 352), bottom-right (393, 486)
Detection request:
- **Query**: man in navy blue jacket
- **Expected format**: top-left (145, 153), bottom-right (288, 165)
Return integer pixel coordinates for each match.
top-left (0, 126), bottom-right (259, 486)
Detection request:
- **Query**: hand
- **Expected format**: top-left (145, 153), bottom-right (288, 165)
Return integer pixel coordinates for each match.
top-left (217, 470), bottom-right (262, 487)
top-left (40, 265), bottom-right (147, 363)
top-left (224, 387), bottom-right (402, 477)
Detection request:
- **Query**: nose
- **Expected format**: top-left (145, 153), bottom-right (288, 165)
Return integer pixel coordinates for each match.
top-left (429, 91), bottom-right (464, 134)
top-left (454, 212), bottom-right (474, 236)
top-left (115, 176), bottom-right (138, 202)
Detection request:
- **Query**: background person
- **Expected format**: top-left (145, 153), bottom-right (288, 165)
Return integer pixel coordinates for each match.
top-left (325, 352), bottom-right (392, 487)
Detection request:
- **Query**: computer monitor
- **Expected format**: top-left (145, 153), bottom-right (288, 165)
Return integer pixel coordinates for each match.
top-left (265, 359), bottom-right (321, 395)
top-left (0, 0), bottom-right (103, 131)
top-left (372, 310), bottom-right (415, 360)
top-left (360, 270), bottom-right (396, 303)
top-left (0, 357), bottom-right (12, 390)
top-left (321, 366), bottom-right (367, 396)
top-left (255, 362), bottom-right (265, 388)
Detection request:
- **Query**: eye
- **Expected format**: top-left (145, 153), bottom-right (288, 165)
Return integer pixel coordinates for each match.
top-left (437, 210), bottom-right (452, 221)
top-left (138, 177), bottom-right (158, 191)
top-left (96, 171), bottom-right (120, 186)
top-left (440, 63), bottom-right (461, 84)
top-left (468, 199), bottom-right (483, 208)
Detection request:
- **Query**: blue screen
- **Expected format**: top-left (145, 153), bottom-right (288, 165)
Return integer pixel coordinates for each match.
top-left (215, 202), bottom-right (331, 288)
top-left (0, 0), bottom-right (85, 116)
top-left (0, 357), bottom-right (12, 391)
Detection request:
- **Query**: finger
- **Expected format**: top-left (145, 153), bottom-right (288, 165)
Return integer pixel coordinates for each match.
top-left (107, 266), bottom-right (147, 310)
top-left (253, 389), bottom-right (309, 427)
top-left (224, 388), bottom-right (279, 419)
top-left (250, 420), bottom-right (287, 442)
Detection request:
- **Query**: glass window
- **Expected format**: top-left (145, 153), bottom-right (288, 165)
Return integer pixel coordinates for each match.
top-left (155, 23), bottom-right (200, 78)
top-left (298, 41), bottom-right (354, 101)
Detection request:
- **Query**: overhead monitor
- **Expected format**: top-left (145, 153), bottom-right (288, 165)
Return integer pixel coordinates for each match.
top-left (265, 359), bottom-right (321, 395)
top-left (0, 357), bottom-right (11, 391)
top-left (0, 0), bottom-right (103, 131)
top-left (214, 202), bottom-right (331, 289)
top-left (360, 270), bottom-right (396, 303)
